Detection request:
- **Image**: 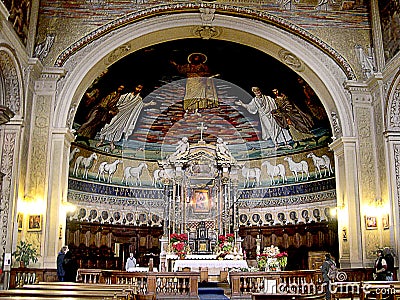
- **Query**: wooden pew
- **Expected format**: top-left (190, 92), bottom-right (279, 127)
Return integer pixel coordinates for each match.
top-left (0, 288), bottom-right (131, 299)
top-left (24, 281), bottom-right (132, 291)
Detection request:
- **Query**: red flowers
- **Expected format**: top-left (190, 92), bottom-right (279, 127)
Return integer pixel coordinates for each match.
top-left (170, 233), bottom-right (188, 243)
top-left (276, 252), bottom-right (288, 258)
top-left (170, 233), bottom-right (188, 258)
top-left (218, 233), bottom-right (234, 245)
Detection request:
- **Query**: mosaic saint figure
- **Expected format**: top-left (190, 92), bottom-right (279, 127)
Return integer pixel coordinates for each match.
top-left (171, 52), bottom-right (219, 115)
top-left (236, 87), bottom-right (293, 149)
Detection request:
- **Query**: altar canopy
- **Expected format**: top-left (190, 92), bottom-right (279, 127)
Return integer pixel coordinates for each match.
top-left (159, 132), bottom-right (240, 255)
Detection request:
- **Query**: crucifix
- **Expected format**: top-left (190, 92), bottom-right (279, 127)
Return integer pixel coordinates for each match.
top-left (197, 122), bottom-right (207, 143)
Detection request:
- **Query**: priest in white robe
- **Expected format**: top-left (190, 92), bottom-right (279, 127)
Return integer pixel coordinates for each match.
top-left (97, 84), bottom-right (154, 150)
top-left (236, 86), bottom-right (293, 149)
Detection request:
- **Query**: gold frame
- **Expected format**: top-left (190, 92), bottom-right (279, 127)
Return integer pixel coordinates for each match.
top-left (17, 213), bottom-right (23, 231)
top-left (192, 189), bottom-right (210, 213)
top-left (382, 214), bottom-right (389, 230)
top-left (365, 216), bottom-right (377, 230)
top-left (28, 214), bottom-right (42, 231)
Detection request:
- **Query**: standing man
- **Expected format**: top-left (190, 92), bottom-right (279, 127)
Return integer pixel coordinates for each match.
top-left (56, 246), bottom-right (68, 281)
top-left (271, 88), bottom-right (316, 148)
top-left (96, 84), bottom-right (155, 151)
top-left (76, 85), bottom-right (125, 145)
top-left (236, 87), bottom-right (293, 149)
top-left (125, 253), bottom-right (137, 272)
top-left (321, 254), bottom-right (335, 300)
top-left (171, 52), bottom-right (219, 115)
top-left (374, 249), bottom-right (387, 281)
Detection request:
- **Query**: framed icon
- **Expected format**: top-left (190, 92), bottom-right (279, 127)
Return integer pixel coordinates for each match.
top-left (17, 213), bottom-right (23, 231)
top-left (28, 214), bottom-right (42, 231)
top-left (365, 216), bottom-right (377, 230)
top-left (382, 214), bottom-right (389, 230)
top-left (192, 189), bottom-right (210, 213)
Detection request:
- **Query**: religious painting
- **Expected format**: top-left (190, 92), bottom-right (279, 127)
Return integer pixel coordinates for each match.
top-left (17, 213), bottom-right (23, 231)
top-left (7, 0), bottom-right (32, 45)
top-left (378, 0), bottom-right (400, 61)
top-left (28, 214), bottom-right (42, 231)
top-left (365, 216), bottom-right (377, 230)
top-left (192, 189), bottom-right (210, 213)
top-left (382, 214), bottom-right (389, 230)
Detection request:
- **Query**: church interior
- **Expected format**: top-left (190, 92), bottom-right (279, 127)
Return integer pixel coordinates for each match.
top-left (0, 0), bottom-right (399, 299)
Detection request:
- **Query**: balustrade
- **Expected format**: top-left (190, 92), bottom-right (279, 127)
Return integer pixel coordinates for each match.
top-left (230, 270), bottom-right (323, 299)
top-left (99, 270), bottom-right (199, 299)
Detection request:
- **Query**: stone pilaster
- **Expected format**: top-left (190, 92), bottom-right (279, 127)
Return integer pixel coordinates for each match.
top-left (344, 80), bottom-right (385, 264)
top-left (384, 78), bottom-right (400, 273)
top-left (27, 66), bottom-right (66, 268)
top-left (330, 137), bottom-right (363, 268)
top-left (43, 128), bottom-right (74, 269)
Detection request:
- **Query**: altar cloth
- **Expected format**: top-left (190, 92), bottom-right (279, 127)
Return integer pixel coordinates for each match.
top-left (173, 259), bottom-right (248, 275)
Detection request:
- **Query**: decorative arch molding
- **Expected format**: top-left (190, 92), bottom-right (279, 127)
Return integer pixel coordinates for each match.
top-left (0, 44), bottom-right (23, 117)
top-left (55, 13), bottom-right (354, 140)
top-left (386, 70), bottom-right (400, 131)
top-left (54, 3), bottom-right (356, 81)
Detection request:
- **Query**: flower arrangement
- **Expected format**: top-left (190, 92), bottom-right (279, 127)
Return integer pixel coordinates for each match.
top-left (276, 251), bottom-right (288, 269)
top-left (169, 233), bottom-right (188, 259)
top-left (257, 245), bottom-right (288, 271)
top-left (217, 233), bottom-right (234, 253)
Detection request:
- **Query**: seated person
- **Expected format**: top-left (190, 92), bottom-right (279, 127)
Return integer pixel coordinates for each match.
top-left (125, 253), bottom-right (137, 272)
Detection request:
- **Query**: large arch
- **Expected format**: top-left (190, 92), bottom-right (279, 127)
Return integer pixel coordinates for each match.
top-left (54, 10), bottom-right (354, 138)
top-left (47, 8), bottom-right (362, 267)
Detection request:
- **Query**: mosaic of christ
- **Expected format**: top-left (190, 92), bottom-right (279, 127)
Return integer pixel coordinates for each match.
top-left (73, 39), bottom-right (332, 161)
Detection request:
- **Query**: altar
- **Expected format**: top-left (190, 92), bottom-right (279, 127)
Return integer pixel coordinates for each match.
top-left (173, 258), bottom-right (248, 276)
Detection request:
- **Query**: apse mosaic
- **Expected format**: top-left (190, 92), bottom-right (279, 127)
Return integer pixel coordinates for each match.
top-left (378, 0), bottom-right (400, 61)
top-left (70, 39), bottom-right (334, 190)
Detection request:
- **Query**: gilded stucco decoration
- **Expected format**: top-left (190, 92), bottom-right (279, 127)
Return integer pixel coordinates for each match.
top-left (0, 133), bottom-right (16, 248)
top-left (357, 106), bottom-right (376, 201)
top-left (0, 50), bottom-right (21, 115)
top-left (395, 145), bottom-right (400, 209)
top-left (33, 34), bottom-right (56, 62)
top-left (27, 96), bottom-right (50, 197)
top-left (278, 49), bottom-right (304, 72)
top-left (355, 45), bottom-right (375, 80)
top-left (53, 3), bottom-right (356, 80)
top-left (330, 111), bottom-right (341, 140)
top-left (0, 49), bottom-right (21, 249)
top-left (389, 83), bottom-right (400, 128)
top-left (194, 6), bottom-right (220, 40)
top-left (67, 104), bottom-right (77, 128)
top-left (105, 43), bottom-right (132, 66)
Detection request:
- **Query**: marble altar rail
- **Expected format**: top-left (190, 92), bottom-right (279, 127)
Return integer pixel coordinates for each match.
top-left (229, 270), bottom-right (323, 299)
top-left (78, 269), bottom-right (199, 299)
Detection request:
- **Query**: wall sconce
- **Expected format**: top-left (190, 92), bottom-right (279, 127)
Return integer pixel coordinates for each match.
top-left (59, 224), bottom-right (63, 239)
top-left (342, 227), bottom-right (347, 241)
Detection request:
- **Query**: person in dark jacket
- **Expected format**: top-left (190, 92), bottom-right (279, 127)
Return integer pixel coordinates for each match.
top-left (56, 246), bottom-right (68, 281)
top-left (374, 249), bottom-right (387, 281)
top-left (62, 251), bottom-right (78, 282)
